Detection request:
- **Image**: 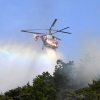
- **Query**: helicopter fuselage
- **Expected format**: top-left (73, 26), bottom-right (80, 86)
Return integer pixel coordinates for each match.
top-left (34, 34), bottom-right (58, 49)
top-left (41, 34), bottom-right (58, 49)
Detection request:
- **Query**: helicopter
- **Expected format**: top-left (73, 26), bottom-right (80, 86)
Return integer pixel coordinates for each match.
top-left (21, 19), bottom-right (71, 50)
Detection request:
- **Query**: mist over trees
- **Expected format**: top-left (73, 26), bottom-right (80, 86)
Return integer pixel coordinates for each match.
top-left (0, 55), bottom-right (100, 100)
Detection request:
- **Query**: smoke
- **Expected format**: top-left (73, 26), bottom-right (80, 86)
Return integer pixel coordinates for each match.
top-left (74, 34), bottom-right (100, 87)
top-left (1, 32), bottom-right (100, 92)
top-left (0, 39), bottom-right (64, 93)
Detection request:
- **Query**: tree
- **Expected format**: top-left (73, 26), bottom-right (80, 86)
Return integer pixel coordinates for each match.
top-left (53, 59), bottom-right (76, 100)
top-left (32, 72), bottom-right (57, 100)
top-left (75, 79), bottom-right (100, 100)
top-left (5, 82), bottom-right (33, 100)
top-left (2, 59), bottom-right (79, 100)
top-left (0, 94), bottom-right (12, 100)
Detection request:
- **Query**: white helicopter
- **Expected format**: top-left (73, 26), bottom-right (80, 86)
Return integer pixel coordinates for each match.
top-left (21, 19), bottom-right (71, 50)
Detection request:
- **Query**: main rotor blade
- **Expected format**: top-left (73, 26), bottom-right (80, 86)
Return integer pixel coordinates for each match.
top-left (52, 31), bottom-right (71, 34)
top-left (51, 27), bottom-right (69, 32)
top-left (23, 27), bottom-right (69, 31)
top-left (21, 29), bottom-right (49, 32)
top-left (26, 29), bottom-right (49, 30)
top-left (50, 19), bottom-right (57, 29)
top-left (54, 36), bottom-right (61, 40)
top-left (60, 27), bottom-right (70, 31)
top-left (60, 31), bottom-right (71, 34)
top-left (21, 30), bottom-right (28, 32)
top-left (21, 30), bottom-right (44, 34)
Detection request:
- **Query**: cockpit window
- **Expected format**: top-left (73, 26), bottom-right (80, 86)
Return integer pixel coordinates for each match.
top-left (47, 35), bottom-right (52, 38)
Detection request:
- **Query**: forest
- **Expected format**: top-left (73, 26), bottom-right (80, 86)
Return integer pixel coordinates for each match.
top-left (0, 59), bottom-right (100, 100)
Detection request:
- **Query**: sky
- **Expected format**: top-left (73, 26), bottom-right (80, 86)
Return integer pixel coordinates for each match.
top-left (0, 0), bottom-right (100, 93)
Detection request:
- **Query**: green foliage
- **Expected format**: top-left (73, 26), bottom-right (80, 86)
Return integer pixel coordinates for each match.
top-left (4, 82), bottom-right (33, 100)
top-left (0, 94), bottom-right (12, 100)
top-left (2, 59), bottom-right (96, 100)
top-left (32, 71), bottom-right (57, 100)
top-left (53, 59), bottom-right (76, 100)
top-left (75, 79), bottom-right (100, 99)
top-left (54, 60), bottom-right (75, 89)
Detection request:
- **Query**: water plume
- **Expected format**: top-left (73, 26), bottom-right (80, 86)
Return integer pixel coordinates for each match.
top-left (0, 39), bottom-right (64, 93)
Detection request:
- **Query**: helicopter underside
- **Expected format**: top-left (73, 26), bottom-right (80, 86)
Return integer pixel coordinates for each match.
top-left (43, 45), bottom-right (57, 50)
top-left (43, 41), bottom-right (58, 50)
top-left (45, 44), bottom-right (56, 49)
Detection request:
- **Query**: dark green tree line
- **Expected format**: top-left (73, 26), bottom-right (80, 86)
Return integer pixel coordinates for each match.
top-left (4, 82), bottom-right (33, 100)
top-left (32, 71), bottom-right (57, 100)
top-left (0, 60), bottom-right (78, 100)
top-left (1, 59), bottom-right (99, 100)
top-left (53, 59), bottom-right (77, 100)
top-left (75, 79), bottom-right (100, 100)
